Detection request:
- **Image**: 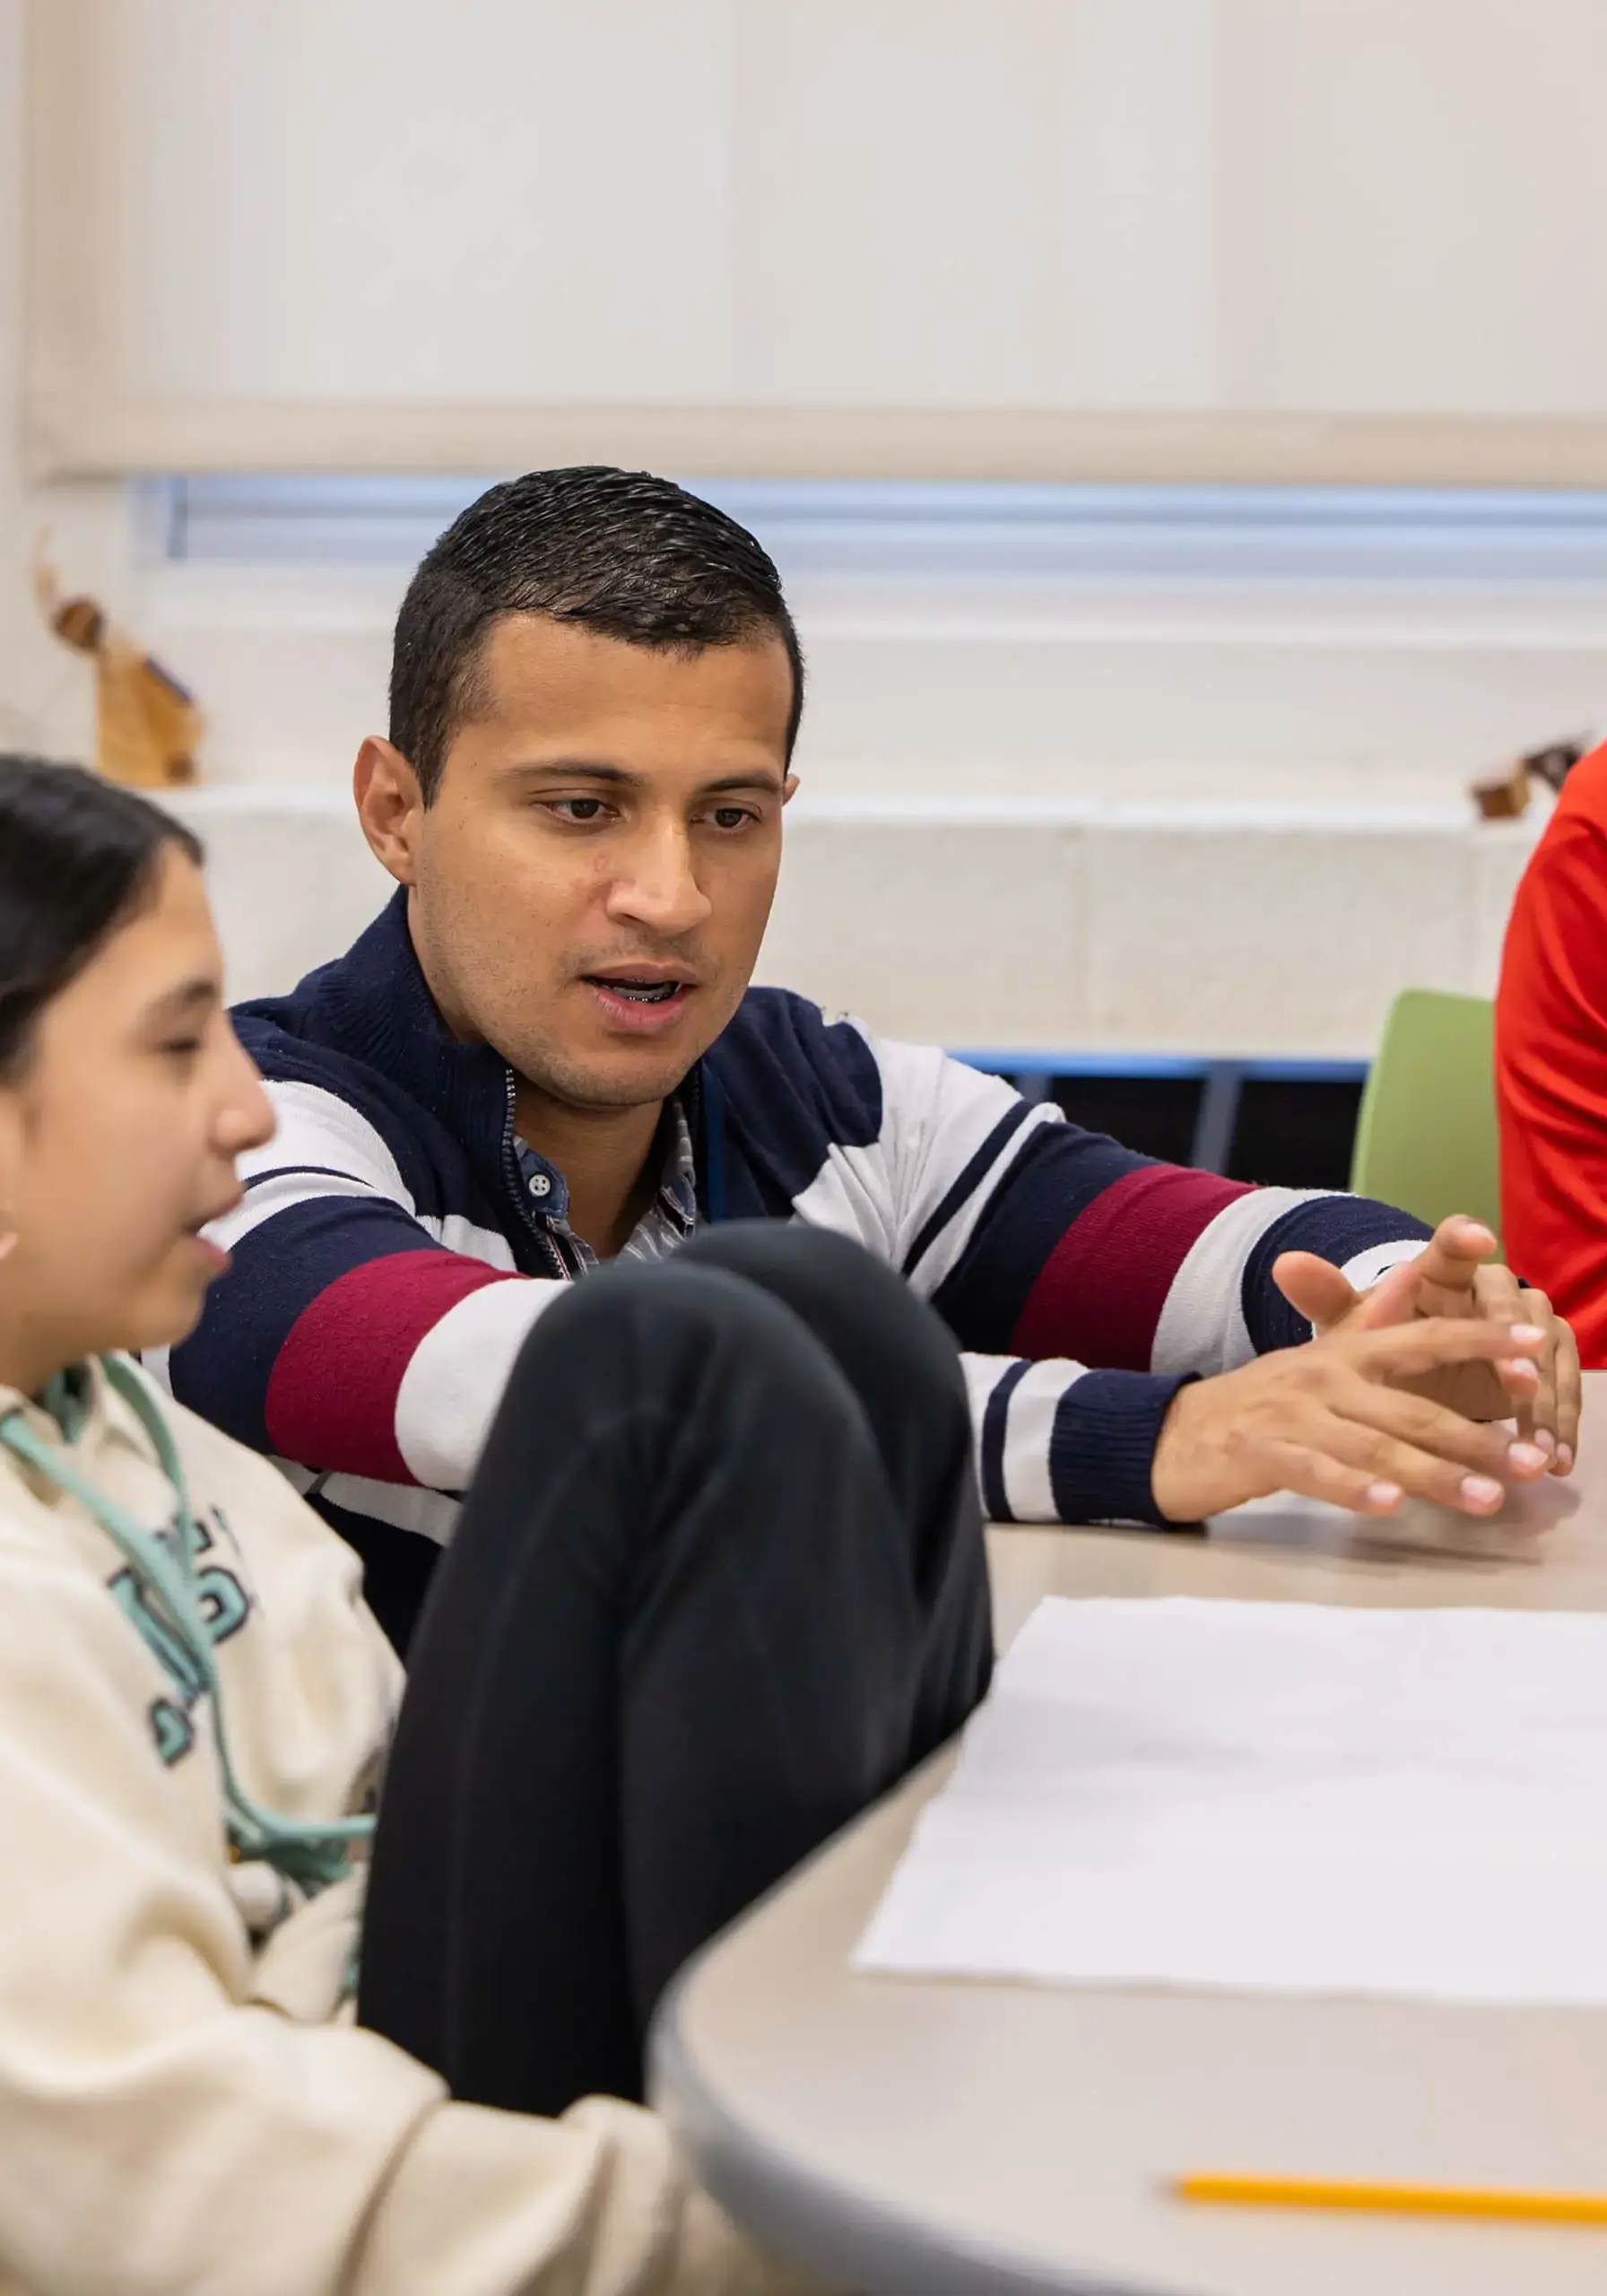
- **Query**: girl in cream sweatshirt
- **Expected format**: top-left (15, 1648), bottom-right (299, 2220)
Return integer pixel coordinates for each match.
top-left (0, 756), bottom-right (995, 2293)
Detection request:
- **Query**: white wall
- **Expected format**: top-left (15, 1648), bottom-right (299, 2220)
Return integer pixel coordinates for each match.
top-left (8, 0), bottom-right (1607, 818)
top-left (0, 0), bottom-right (1584, 1054)
top-left (30, 0), bottom-right (1607, 483)
top-left (0, 0), bottom-right (126, 765)
top-left (135, 552), bottom-right (1607, 816)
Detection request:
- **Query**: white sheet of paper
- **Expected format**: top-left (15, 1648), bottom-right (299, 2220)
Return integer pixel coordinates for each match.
top-left (856, 1596), bottom-right (1607, 2005)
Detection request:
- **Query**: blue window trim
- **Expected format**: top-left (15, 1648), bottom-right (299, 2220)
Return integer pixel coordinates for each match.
top-left (140, 474), bottom-right (1607, 587)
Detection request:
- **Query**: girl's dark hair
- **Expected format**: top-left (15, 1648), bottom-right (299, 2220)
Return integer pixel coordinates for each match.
top-left (0, 756), bottom-right (203, 1079)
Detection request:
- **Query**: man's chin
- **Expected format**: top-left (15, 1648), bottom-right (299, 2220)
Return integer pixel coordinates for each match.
top-left (527, 1041), bottom-right (705, 1113)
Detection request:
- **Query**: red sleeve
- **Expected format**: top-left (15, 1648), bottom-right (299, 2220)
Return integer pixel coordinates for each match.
top-left (1497, 745), bottom-right (1607, 1365)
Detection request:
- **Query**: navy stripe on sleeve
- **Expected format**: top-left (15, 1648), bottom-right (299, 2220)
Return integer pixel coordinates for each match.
top-left (978, 1359), bottom-right (1032, 1521)
top-left (1047, 1368), bottom-right (1196, 1526)
top-left (1239, 1196), bottom-right (1432, 1354)
top-left (902, 1100), bottom-right (1036, 1278)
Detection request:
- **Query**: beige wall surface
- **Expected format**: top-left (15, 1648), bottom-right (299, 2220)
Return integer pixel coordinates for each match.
top-left (0, 0), bottom-right (125, 762)
top-left (0, 0), bottom-right (1596, 1050)
top-left (28, 0), bottom-right (1607, 483)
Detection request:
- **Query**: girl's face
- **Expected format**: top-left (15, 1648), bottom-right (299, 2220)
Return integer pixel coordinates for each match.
top-left (0, 848), bottom-right (274, 1392)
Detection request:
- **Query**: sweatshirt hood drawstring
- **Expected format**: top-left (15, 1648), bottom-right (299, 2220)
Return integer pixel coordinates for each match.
top-left (0, 1357), bottom-right (373, 1892)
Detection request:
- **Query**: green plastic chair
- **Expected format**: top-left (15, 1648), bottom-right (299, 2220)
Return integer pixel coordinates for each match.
top-left (1349, 989), bottom-right (1501, 1243)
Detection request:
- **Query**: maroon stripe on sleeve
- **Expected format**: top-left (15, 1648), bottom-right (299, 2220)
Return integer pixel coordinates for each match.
top-left (265, 1248), bottom-right (520, 1483)
top-left (1011, 1165), bottom-right (1254, 1370)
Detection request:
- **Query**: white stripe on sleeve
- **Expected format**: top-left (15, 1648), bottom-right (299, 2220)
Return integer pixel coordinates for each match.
top-left (218, 1076), bottom-right (518, 1272)
top-left (999, 1359), bottom-right (1089, 1522)
top-left (786, 1141), bottom-right (899, 1259)
top-left (418, 1212), bottom-right (518, 1270)
top-left (1150, 1187), bottom-right (1328, 1378)
top-left (801, 1030), bottom-right (1062, 1293)
top-left (242, 1081), bottom-right (414, 1202)
top-left (273, 1456), bottom-right (465, 1548)
top-left (393, 1277), bottom-right (564, 1490)
top-left (960, 1352), bottom-right (1090, 1523)
top-left (321, 1474), bottom-right (465, 1548)
top-left (960, 1352), bottom-right (1014, 1418)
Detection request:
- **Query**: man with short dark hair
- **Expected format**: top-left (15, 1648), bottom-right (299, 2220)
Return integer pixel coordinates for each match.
top-left (166, 468), bottom-right (1577, 1651)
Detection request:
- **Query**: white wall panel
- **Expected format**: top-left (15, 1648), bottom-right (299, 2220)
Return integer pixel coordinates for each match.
top-left (1220, 0), bottom-right (1607, 415)
top-left (138, 554), bottom-right (1607, 800)
top-left (734, 0), bottom-right (1077, 408)
top-left (30, 0), bottom-right (1607, 480)
top-left (74, 0), bottom-right (740, 404)
top-left (1054, 0), bottom-right (1223, 408)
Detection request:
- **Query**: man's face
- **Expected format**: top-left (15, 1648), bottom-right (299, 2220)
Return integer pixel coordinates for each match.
top-left (363, 615), bottom-right (795, 1109)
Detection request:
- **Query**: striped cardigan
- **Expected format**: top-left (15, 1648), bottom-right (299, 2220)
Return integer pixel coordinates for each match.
top-left (161, 892), bottom-right (1428, 1638)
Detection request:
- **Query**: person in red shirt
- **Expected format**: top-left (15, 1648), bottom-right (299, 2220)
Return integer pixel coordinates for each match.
top-left (1498, 740), bottom-right (1607, 1370)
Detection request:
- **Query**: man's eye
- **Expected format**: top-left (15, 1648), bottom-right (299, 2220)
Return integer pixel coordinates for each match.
top-left (710, 806), bottom-right (756, 831)
top-left (161, 1038), bottom-right (204, 1061)
top-left (549, 797), bottom-right (609, 823)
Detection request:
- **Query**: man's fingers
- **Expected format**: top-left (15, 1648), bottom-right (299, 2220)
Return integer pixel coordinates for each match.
top-left (1470, 1262), bottom-right (1526, 1335)
top-left (1331, 1377), bottom-right (1549, 1483)
top-left (1464, 1262), bottom-right (1548, 1407)
top-left (1310, 1412), bottom-right (1512, 1515)
top-left (1154, 1309), bottom-right (1562, 1525)
top-left (1509, 1289), bottom-right (1558, 1449)
top-left (1281, 1225), bottom-right (1503, 1339)
top-left (1542, 1299), bottom-right (1583, 1472)
top-left (1355, 1315), bottom-right (1546, 1383)
top-left (1272, 1250), bottom-right (1359, 1331)
top-left (1264, 1419), bottom-right (1507, 1518)
top-left (1264, 1439), bottom-right (1405, 1518)
top-left (1407, 1215), bottom-right (1500, 1302)
top-left (1336, 1254), bottom-right (1429, 1332)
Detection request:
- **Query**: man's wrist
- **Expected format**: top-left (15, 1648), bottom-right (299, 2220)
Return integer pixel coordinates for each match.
top-left (1150, 1377), bottom-right (1210, 1524)
top-left (1047, 1368), bottom-right (1197, 1526)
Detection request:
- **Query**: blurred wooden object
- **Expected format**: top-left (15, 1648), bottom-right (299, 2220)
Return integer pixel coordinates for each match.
top-left (35, 552), bottom-right (201, 789)
top-left (1472, 736), bottom-right (1589, 821)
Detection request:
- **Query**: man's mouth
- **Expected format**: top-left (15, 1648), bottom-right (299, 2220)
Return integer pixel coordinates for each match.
top-left (580, 970), bottom-right (699, 1034)
top-left (586, 977), bottom-right (685, 1004)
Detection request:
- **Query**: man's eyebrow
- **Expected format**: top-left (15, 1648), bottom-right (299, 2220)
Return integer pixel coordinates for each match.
top-left (143, 978), bottom-right (220, 1023)
top-left (500, 760), bottom-right (786, 796)
top-left (499, 761), bottom-right (642, 788)
top-left (698, 770), bottom-right (787, 797)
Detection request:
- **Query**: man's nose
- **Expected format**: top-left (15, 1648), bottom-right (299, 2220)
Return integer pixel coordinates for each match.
top-left (606, 819), bottom-right (713, 938)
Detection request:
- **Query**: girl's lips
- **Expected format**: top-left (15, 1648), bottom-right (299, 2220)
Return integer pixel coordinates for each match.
top-left (584, 979), bottom-right (694, 1036)
top-left (190, 1234), bottom-right (233, 1275)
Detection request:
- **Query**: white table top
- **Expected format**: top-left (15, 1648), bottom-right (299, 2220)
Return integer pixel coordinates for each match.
top-left (652, 1376), bottom-right (1607, 2296)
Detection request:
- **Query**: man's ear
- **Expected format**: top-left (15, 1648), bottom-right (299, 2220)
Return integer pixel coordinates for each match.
top-left (354, 737), bottom-right (425, 885)
top-left (782, 772), bottom-right (799, 804)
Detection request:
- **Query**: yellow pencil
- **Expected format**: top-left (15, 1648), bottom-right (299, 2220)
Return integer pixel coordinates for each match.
top-left (1177, 2173), bottom-right (1607, 2226)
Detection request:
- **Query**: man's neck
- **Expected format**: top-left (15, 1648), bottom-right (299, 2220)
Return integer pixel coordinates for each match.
top-left (513, 1084), bottom-right (666, 1259)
